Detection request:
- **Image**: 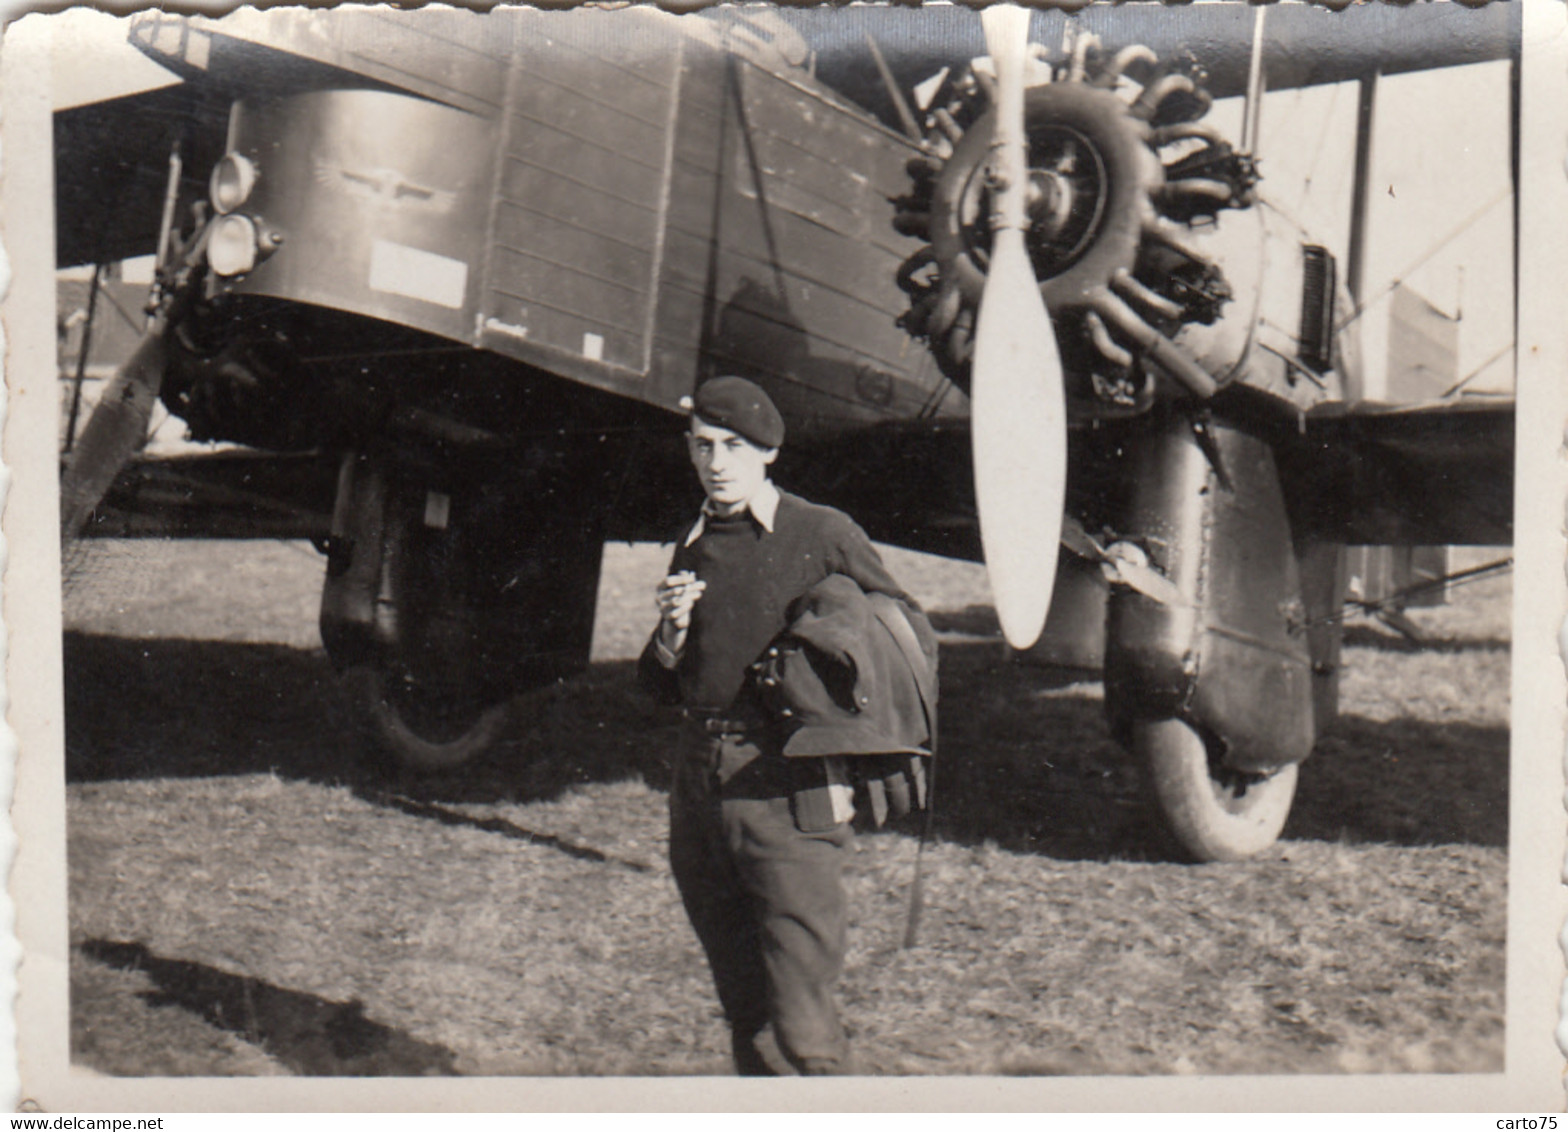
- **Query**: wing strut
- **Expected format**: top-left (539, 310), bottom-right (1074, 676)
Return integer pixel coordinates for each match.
top-left (1240, 5), bottom-right (1267, 153)
top-left (62, 263), bottom-right (104, 454)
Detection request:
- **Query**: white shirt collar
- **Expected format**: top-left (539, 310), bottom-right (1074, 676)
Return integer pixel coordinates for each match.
top-left (684, 480), bottom-right (779, 546)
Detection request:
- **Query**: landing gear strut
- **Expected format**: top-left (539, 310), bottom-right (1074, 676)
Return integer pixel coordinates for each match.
top-left (320, 451), bottom-right (604, 772)
top-left (1103, 413), bottom-right (1324, 861)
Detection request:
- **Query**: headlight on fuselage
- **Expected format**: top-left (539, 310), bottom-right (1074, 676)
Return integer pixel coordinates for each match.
top-left (209, 153), bottom-right (257, 215)
top-left (207, 213), bottom-right (258, 277)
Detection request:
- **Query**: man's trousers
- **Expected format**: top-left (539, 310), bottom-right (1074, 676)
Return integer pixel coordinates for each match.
top-left (668, 726), bottom-right (853, 1075)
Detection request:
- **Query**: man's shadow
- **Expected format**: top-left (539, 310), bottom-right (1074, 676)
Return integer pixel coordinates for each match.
top-left (77, 939), bottom-right (459, 1076)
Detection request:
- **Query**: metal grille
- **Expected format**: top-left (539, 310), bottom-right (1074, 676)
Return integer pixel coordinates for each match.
top-left (1298, 244), bottom-right (1336, 374)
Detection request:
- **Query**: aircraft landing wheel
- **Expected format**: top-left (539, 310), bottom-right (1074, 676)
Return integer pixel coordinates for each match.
top-left (1134, 717), bottom-right (1296, 863)
top-left (342, 665), bottom-right (512, 773)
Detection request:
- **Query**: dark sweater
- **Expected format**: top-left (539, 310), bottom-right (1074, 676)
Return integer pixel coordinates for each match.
top-left (638, 490), bottom-right (918, 712)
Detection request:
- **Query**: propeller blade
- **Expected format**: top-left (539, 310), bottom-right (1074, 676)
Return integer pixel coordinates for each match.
top-left (59, 318), bottom-right (169, 540)
top-left (972, 5), bottom-right (1068, 650)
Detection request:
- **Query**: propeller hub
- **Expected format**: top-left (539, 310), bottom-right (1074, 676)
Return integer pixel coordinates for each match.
top-left (1026, 169), bottom-right (1074, 241)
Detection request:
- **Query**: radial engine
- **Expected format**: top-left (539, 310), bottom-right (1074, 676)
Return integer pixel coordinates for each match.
top-left (892, 38), bottom-right (1261, 416)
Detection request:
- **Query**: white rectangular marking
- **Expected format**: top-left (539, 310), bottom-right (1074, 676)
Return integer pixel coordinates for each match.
top-left (582, 332), bottom-right (604, 362)
top-left (423, 491), bottom-right (451, 531)
top-left (368, 239), bottom-right (467, 310)
top-left (483, 316), bottom-right (529, 341)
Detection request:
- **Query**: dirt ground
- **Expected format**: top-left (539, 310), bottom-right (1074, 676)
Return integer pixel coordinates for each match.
top-left (61, 537), bottom-right (1509, 1078)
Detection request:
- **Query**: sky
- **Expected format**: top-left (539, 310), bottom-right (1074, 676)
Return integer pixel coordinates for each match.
top-left (1207, 59), bottom-right (1515, 396)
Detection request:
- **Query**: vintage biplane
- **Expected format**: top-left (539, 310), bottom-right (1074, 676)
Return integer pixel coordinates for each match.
top-left (52, 2), bottom-right (1516, 862)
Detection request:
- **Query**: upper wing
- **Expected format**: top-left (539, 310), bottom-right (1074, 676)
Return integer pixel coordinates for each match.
top-left (1090, 1), bottom-right (1518, 99)
top-left (1281, 399), bottom-right (1514, 548)
top-left (796, 2), bottom-right (1516, 124)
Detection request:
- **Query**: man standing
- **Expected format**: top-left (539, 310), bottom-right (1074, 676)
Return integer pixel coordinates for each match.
top-left (639, 376), bottom-right (926, 1076)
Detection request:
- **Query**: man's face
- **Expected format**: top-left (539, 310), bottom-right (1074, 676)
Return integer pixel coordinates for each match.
top-left (687, 416), bottom-right (777, 514)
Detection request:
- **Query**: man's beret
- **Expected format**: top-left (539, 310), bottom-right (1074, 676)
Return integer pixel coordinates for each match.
top-left (686, 376), bottom-right (785, 449)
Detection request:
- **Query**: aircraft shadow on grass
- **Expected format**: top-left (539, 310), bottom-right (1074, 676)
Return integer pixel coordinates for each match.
top-left (63, 629), bottom-right (1508, 860)
top-left (77, 939), bottom-right (459, 1076)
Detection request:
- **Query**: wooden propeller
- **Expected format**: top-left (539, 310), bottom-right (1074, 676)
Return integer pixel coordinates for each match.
top-left (972, 4), bottom-right (1068, 649)
top-left (59, 315), bottom-right (170, 541)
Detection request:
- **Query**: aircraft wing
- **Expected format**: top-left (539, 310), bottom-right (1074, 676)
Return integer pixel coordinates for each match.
top-left (1281, 398), bottom-right (1514, 548)
top-left (778, 393), bottom-right (1517, 559)
top-left (798, 2), bottom-right (1516, 129)
top-left (55, 82), bottom-right (230, 268)
top-left (80, 451), bottom-right (338, 540)
top-left (1098, 0), bottom-right (1518, 97)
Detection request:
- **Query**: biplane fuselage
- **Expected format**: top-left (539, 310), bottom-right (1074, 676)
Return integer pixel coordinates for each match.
top-left (136, 9), bottom-right (950, 438)
top-left (55, 5), bottom-right (1516, 862)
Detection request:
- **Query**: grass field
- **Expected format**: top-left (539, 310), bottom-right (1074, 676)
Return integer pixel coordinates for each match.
top-left (62, 537), bottom-right (1510, 1077)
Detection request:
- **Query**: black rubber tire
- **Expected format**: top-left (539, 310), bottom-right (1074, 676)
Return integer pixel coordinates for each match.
top-left (1133, 717), bottom-right (1297, 863)
top-left (342, 665), bottom-right (511, 773)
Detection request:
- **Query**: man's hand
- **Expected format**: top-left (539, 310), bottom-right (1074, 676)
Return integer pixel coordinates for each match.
top-left (655, 570), bottom-right (706, 653)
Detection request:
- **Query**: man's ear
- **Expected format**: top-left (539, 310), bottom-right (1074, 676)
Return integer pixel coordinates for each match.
top-left (762, 447), bottom-right (779, 466)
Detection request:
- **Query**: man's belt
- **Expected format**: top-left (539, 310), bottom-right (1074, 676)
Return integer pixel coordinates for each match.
top-left (682, 708), bottom-right (764, 736)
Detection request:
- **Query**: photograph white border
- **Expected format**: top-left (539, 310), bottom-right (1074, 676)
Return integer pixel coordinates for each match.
top-left (4, 0), bottom-right (1563, 1111)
